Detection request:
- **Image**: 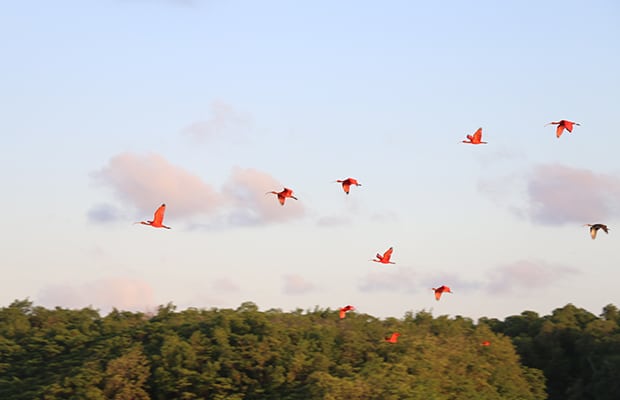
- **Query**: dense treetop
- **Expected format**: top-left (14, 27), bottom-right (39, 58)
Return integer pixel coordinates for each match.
top-left (1, 300), bottom-right (618, 399)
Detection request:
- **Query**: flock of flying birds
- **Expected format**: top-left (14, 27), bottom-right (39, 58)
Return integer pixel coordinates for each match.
top-left (135, 119), bottom-right (608, 344)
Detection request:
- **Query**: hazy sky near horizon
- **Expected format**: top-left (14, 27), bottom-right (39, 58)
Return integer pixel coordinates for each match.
top-left (2, 0), bottom-right (619, 320)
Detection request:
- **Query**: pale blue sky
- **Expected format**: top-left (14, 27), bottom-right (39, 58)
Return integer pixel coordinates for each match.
top-left (2, 0), bottom-right (619, 319)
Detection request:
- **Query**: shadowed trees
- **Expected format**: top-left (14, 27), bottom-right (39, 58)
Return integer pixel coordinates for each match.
top-left (482, 303), bottom-right (620, 400)
top-left (4, 300), bottom-right (617, 399)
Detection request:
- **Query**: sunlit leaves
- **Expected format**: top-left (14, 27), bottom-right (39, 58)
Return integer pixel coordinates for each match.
top-left (3, 300), bottom-right (618, 398)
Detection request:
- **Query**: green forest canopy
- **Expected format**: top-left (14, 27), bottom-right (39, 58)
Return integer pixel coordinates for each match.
top-left (1, 300), bottom-right (619, 400)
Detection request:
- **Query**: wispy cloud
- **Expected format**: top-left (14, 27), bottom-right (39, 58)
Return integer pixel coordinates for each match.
top-left (87, 203), bottom-right (126, 223)
top-left (525, 164), bottom-right (620, 225)
top-left (477, 173), bottom-right (522, 210)
top-left (182, 101), bottom-right (253, 143)
top-left (369, 211), bottom-right (399, 223)
top-left (211, 278), bottom-right (241, 293)
top-left (479, 164), bottom-right (620, 225)
top-left (358, 261), bottom-right (577, 297)
top-left (92, 152), bottom-right (222, 218)
top-left (282, 274), bottom-right (316, 295)
top-left (38, 277), bottom-right (155, 313)
top-left (222, 167), bottom-right (305, 225)
top-left (316, 215), bottom-right (352, 227)
top-left (92, 153), bottom-right (305, 227)
top-left (472, 146), bottom-right (527, 168)
top-left (358, 267), bottom-right (418, 293)
top-left (420, 272), bottom-right (484, 293)
top-left (486, 260), bottom-right (579, 294)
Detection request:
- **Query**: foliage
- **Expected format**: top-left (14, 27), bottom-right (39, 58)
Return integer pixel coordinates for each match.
top-left (482, 303), bottom-right (620, 400)
top-left (5, 300), bottom-right (616, 399)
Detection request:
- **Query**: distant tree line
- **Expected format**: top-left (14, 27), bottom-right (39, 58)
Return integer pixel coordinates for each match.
top-left (0, 300), bottom-right (617, 399)
top-left (481, 303), bottom-right (620, 400)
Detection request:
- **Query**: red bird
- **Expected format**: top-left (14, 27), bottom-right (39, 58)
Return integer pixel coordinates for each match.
top-left (335, 178), bottom-right (362, 194)
top-left (546, 120), bottom-right (580, 138)
top-left (432, 285), bottom-right (453, 301)
top-left (266, 187), bottom-right (298, 206)
top-left (339, 305), bottom-right (355, 319)
top-left (461, 128), bottom-right (487, 144)
top-left (481, 341), bottom-right (491, 346)
top-left (372, 247), bottom-right (395, 264)
top-left (136, 204), bottom-right (171, 229)
top-left (385, 332), bottom-right (400, 343)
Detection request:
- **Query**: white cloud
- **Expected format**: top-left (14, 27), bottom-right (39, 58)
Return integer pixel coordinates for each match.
top-left (486, 260), bottom-right (579, 294)
top-left (282, 274), bottom-right (315, 295)
top-left (316, 215), bottom-right (352, 227)
top-left (182, 101), bottom-right (252, 142)
top-left (357, 261), bottom-right (577, 298)
top-left (358, 267), bottom-right (418, 293)
top-left (222, 167), bottom-right (305, 225)
top-left (420, 272), bottom-right (484, 293)
top-left (479, 164), bottom-right (620, 225)
top-left (211, 278), bottom-right (241, 293)
top-left (92, 153), bottom-right (306, 227)
top-left (38, 277), bottom-right (156, 313)
top-left (525, 164), bottom-right (620, 225)
top-left (87, 203), bottom-right (126, 223)
top-left (92, 152), bottom-right (222, 218)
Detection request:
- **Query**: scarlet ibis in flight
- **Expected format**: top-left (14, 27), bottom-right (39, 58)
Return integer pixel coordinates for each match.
top-left (461, 128), bottom-right (487, 144)
top-left (432, 285), bottom-right (453, 301)
top-left (481, 341), bottom-right (491, 346)
top-left (584, 223), bottom-right (609, 239)
top-left (136, 204), bottom-right (171, 229)
top-left (339, 305), bottom-right (355, 319)
top-left (335, 178), bottom-right (362, 194)
top-left (546, 120), bottom-right (580, 138)
top-left (372, 247), bottom-right (395, 264)
top-left (266, 187), bottom-right (298, 205)
top-left (385, 332), bottom-right (400, 343)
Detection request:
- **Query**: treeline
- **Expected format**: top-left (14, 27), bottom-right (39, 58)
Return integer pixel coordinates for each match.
top-left (483, 303), bottom-right (620, 400)
top-left (0, 301), bottom-right (616, 399)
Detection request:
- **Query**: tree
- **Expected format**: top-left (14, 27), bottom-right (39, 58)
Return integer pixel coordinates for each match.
top-left (0, 299), bottom-right (563, 399)
top-left (103, 346), bottom-right (150, 400)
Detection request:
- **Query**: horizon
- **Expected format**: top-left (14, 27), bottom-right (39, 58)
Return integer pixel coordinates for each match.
top-left (4, 298), bottom-right (617, 324)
